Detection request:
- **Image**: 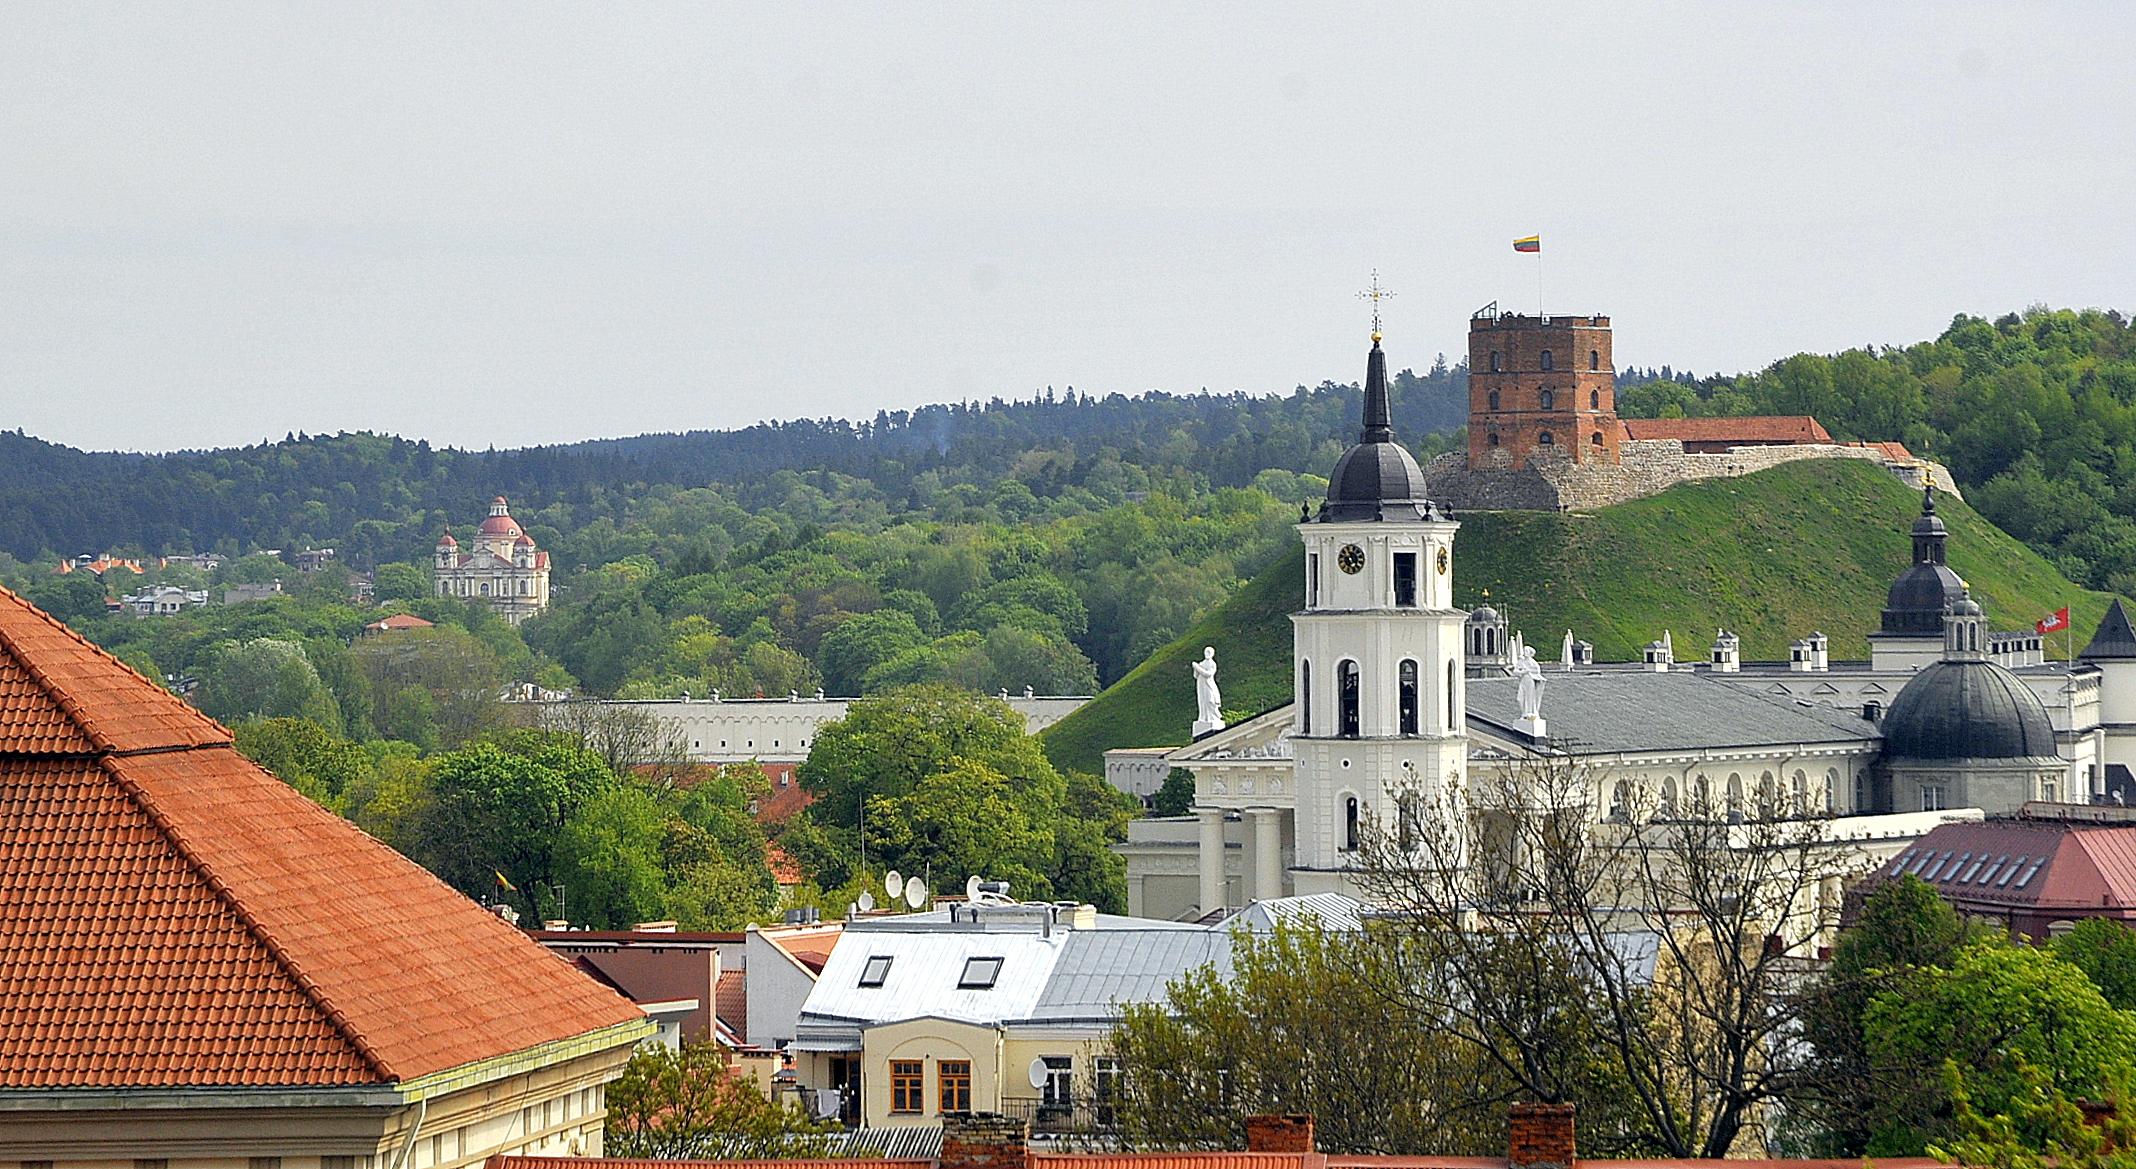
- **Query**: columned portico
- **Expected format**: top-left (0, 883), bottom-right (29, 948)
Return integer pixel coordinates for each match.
top-left (1197, 807), bottom-right (1227, 914)
top-left (1249, 807), bottom-right (1284, 900)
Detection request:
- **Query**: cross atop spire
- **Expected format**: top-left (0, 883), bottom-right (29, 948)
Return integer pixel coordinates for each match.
top-left (1357, 270), bottom-right (1395, 344)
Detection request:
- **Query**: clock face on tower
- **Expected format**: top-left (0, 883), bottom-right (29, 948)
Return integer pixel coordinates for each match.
top-left (1337, 544), bottom-right (1365, 574)
top-left (1436, 547), bottom-right (1450, 575)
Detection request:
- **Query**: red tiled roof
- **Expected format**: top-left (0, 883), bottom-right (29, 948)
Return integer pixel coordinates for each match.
top-left (365, 613), bottom-right (435, 632)
top-left (755, 763), bottom-right (815, 823)
top-left (1620, 416), bottom-right (1833, 445)
top-left (716, 968), bottom-right (748, 1038)
top-left (0, 585), bottom-right (645, 1088)
top-left (1840, 440), bottom-right (1916, 460)
top-left (766, 840), bottom-right (803, 885)
top-left (1872, 815), bottom-right (2136, 914)
top-left (492, 1160), bottom-right (926, 1169)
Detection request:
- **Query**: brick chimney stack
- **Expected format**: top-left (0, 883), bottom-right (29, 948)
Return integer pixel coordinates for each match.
top-left (941, 1112), bottom-right (1031, 1169)
top-left (1508, 1102), bottom-right (1576, 1169)
top-left (1243, 1114), bottom-right (1316, 1153)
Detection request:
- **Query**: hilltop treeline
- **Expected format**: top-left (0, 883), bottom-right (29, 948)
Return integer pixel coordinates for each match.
top-left (1621, 307), bottom-right (2136, 591)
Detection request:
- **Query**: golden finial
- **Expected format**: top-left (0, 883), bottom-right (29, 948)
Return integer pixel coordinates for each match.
top-left (1357, 270), bottom-right (1395, 343)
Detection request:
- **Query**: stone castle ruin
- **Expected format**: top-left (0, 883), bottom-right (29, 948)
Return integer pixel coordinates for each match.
top-left (1429, 305), bottom-right (1953, 512)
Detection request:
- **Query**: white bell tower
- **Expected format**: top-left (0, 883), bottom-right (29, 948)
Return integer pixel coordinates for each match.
top-left (1290, 300), bottom-right (1468, 894)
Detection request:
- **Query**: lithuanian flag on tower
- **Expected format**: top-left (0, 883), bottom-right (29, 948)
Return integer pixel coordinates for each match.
top-left (1513, 235), bottom-right (1541, 253)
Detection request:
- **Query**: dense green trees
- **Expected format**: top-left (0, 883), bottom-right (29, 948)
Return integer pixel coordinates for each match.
top-left (1622, 307), bottom-right (2136, 590)
top-left (796, 685), bottom-right (1133, 910)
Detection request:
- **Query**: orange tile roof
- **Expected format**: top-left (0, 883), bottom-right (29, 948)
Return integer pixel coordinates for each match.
top-left (491, 1160), bottom-right (926, 1169)
top-left (0, 585), bottom-right (645, 1089)
top-left (1620, 415), bottom-right (1833, 445)
top-left (766, 840), bottom-right (803, 885)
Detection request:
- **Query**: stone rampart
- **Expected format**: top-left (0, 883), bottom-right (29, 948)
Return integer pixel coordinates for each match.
top-left (1429, 441), bottom-right (1958, 513)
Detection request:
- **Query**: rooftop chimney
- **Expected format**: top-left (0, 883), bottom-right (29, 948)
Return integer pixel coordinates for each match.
top-left (1244, 1114), bottom-right (1316, 1153)
top-left (941, 1112), bottom-right (1030, 1169)
top-left (1508, 1102), bottom-right (1576, 1169)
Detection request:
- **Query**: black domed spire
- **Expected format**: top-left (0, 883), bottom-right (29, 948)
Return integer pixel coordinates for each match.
top-left (1882, 477), bottom-right (1964, 635)
top-left (1360, 339), bottom-right (1394, 444)
top-left (1318, 334), bottom-right (1438, 523)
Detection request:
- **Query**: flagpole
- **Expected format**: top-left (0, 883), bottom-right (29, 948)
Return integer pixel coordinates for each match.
top-left (1536, 249), bottom-right (1545, 319)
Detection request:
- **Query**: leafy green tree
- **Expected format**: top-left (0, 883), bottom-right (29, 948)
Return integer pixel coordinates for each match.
top-left (556, 785), bottom-right (669, 928)
top-left (1111, 922), bottom-right (1511, 1154)
top-left (799, 684), bottom-right (1060, 831)
top-left (194, 637), bottom-right (342, 728)
top-left (1796, 874), bottom-right (1978, 1154)
top-left (1865, 941), bottom-right (2136, 1155)
top-left (412, 739), bottom-right (614, 916)
top-left (371, 562), bottom-right (428, 603)
top-left (605, 1042), bottom-right (835, 1158)
top-left (2053, 918), bottom-right (2136, 1011)
top-left (867, 757), bottom-right (1054, 898)
top-left (816, 609), bottom-right (927, 695)
top-left (348, 625), bottom-right (504, 748)
top-left (233, 716), bottom-right (370, 809)
top-left (1151, 767), bottom-right (1197, 816)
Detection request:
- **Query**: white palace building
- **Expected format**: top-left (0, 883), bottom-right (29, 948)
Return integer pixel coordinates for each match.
top-left (1117, 326), bottom-right (2136, 922)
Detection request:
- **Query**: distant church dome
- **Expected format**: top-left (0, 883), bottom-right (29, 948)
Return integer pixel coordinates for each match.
top-left (1881, 481), bottom-right (1966, 635)
top-left (1882, 659), bottom-right (2057, 761)
top-left (478, 496), bottom-right (524, 539)
top-left (1318, 338), bottom-right (1439, 523)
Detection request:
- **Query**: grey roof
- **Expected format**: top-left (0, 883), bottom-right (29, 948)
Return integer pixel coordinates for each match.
top-left (1467, 670), bottom-right (1880, 753)
top-left (1024, 929), bottom-right (1233, 1024)
top-left (1225, 893), bottom-right (1366, 933)
top-left (2083, 599), bottom-right (2136, 661)
top-left (1882, 659), bottom-right (2060, 761)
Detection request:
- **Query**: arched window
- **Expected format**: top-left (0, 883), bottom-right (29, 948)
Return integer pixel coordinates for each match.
top-left (1540, 350), bottom-right (1554, 371)
top-left (1398, 792), bottom-right (1423, 852)
top-left (1399, 660), bottom-right (1419, 735)
top-left (1693, 775), bottom-right (1710, 814)
top-left (1539, 389), bottom-right (1555, 410)
top-left (1609, 781), bottom-right (1630, 823)
top-left (1791, 771), bottom-right (1808, 816)
top-left (1487, 389), bottom-right (1501, 410)
top-left (1590, 389), bottom-right (1600, 409)
top-left (1344, 796), bottom-right (1360, 852)
top-left (1590, 432), bottom-right (1603, 446)
top-left (1447, 660), bottom-right (1458, 730)
top-left (1589, 349), bottom-right (1599, 371)
top-left (1727, 774), bottom-right (1745, 822)
top-left (1299, 661), bottom-right (1311, 735)
top-left (1488, 432), bottom-right (1500, 447)
top-left (1338, 660), bottom-right (1361, 738)
top-left (1660, 777), bottom-right (1678, 818)
top-left (1537, 431), bottom-right (1554, 446)
top-left (1490, 350), bottom-right (1502, 372)
top-left (1757, 773), bottom-right (1776, 819)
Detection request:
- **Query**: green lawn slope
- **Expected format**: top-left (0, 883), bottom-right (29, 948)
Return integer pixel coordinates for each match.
top-left (1040, 458), bottom-right (2116, 776)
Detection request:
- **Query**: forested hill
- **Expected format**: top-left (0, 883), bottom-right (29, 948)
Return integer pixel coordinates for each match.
top-left (0, 361), bottom-right (1467, 563)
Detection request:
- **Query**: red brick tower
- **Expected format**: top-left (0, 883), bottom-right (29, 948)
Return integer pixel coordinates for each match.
top-left (1466, 308), bottom-right (1619, 470)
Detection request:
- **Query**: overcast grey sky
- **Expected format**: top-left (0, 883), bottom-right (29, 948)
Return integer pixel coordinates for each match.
top-left (3, 4), bottom-right (2130, 453)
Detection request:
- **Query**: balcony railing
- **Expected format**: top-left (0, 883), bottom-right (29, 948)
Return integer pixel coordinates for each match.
top-left (999, 1098), bottom-right (1119, 1136)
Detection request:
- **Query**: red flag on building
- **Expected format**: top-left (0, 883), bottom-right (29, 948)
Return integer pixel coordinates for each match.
top-left (2037, 607), bottom-right (2071, 634)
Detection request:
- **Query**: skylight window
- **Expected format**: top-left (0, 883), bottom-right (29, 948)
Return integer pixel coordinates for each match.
top-left (959, 956), bottom-right (1004, 989)
top-left (1978, 855), bottom-right (2010, 884)
top-left (2015, 860), bottom-right (2046, 890)
top-left (859, 955), bottom-right (893, 988)
top-left (1998, 856), bottom-right (2028, 888)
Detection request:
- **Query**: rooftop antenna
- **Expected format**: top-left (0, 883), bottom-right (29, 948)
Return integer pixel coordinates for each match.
top-left (1357, 270), bottom-right (1396, 343)
top-left (885, 870), bottom-right (904, 900)
top-left (905, 876), bottom-right (928, 909)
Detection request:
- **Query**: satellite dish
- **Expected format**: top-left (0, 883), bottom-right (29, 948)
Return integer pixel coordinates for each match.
top-left (1027, 1057), bottom-right (1050, 1091)
top-left (857, 891), bottom-right (876, 912)
top-left (965, 875), bottom-right (982, 902)
top-left (905, 877), bottom-right (927, 909)
top-left (885, 870), bottom-right (904, 899)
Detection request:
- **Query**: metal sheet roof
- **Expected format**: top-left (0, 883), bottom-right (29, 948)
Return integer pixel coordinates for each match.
top-left (1026, 929), bottom-right (1233, 1023)
top-left (797, 927), bottom-right (1069, 1029)
top-left (1467, 670), bottom-right (1880, 753)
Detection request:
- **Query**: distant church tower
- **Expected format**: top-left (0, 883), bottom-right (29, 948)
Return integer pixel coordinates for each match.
top-left (1291, 306), bottom-right (1469, 894)
top-left (1466, 307), bottom-right (1619, 469)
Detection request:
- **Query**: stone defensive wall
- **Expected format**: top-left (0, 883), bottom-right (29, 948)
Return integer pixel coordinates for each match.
top-left (1426, 440), bottom-right (1960, 513)
top-left (520, 691), bottom-right (1088, 764)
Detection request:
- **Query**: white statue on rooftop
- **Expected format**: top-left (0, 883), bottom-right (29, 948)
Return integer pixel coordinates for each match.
top-left (1192, 646), bottom-right (1224, 736)
top-left (1515, 644), bottom-right (1547, 722)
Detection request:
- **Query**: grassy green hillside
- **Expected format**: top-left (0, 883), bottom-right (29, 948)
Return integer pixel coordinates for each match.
top-left (1040, 458), bottom-right (2117, 776)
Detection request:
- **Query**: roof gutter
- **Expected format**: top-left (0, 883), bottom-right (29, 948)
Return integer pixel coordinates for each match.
top-left (0, 1017), bottom-right (653, 1113)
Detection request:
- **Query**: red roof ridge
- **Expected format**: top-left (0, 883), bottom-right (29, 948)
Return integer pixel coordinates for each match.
top-left (96, 749), bottom-right (394, 1081)
top-left (0, 586), bottom-right (228, 753)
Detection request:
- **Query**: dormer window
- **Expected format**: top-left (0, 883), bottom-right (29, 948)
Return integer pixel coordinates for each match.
top-left (958, 956), bottom-right (1004, 989)
top-left (859, 955), bottom-right (893, 987)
